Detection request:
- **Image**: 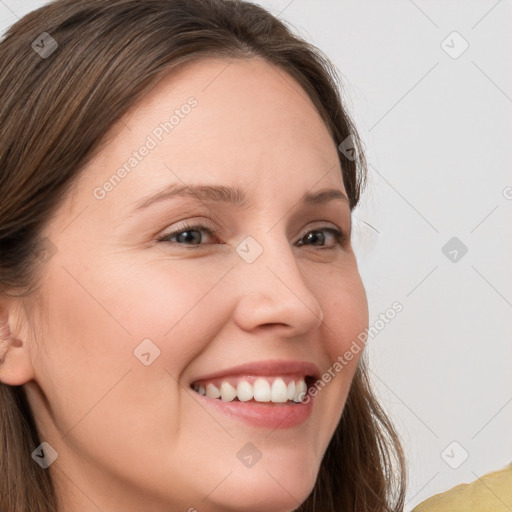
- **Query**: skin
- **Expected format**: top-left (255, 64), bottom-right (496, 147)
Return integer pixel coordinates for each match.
top-left (0, 57), bottom-right (368, 512)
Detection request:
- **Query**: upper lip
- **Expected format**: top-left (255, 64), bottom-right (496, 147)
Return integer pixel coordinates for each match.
top-left (190, 359), bottom-right (321, 384)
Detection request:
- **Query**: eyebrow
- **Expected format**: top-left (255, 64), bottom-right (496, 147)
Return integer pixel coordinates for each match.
top-left (130, 183), bottom-right (349, 213)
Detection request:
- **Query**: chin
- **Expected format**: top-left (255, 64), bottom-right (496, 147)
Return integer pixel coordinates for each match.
top-left (208, 487), bottom-right (312, 512)
top-left (203, 460), bottom-right (318, 512)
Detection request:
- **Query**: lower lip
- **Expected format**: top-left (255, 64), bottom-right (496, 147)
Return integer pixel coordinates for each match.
top-left (193, 392), bottom-right (314, 429)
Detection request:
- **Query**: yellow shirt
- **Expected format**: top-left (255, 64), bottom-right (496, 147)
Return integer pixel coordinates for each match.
top-left (411, 462), bottom-right (512, 511)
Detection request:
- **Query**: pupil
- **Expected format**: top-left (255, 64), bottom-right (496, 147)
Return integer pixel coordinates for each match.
top-left (306, 231), bottom-right (323, 245)
top-left (179, 230), bottom-right (200, 244)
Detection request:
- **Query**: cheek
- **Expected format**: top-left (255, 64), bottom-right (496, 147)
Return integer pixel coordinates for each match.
top-left (36, 256), bottom-right (217, 396)
top-left (311, 267), bottom-right (368, 413)
top-left (318, 264), bottom-right (369, 361)
top-left (102, 257), bottom-right (234, 348)
top-left (31, 257), bottom-right (237, 474)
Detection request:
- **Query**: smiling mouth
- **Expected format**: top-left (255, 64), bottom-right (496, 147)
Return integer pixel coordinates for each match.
top-left (190, 374), bottom-right (315, 404)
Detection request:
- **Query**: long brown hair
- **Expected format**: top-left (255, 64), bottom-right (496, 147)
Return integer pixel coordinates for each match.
top-left (0, 1), bottom-right (406, 510)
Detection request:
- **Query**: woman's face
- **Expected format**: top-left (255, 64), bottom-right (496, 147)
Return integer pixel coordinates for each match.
top-left (21, 57), bottom-right (368, 512)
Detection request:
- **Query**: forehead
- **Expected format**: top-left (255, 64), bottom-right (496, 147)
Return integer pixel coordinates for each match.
top-left (68, 56), bottom-right (344, 216)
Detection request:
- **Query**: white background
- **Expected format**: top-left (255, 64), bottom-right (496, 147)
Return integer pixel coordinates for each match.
top-left (2, 1), bottom-right (511, 510)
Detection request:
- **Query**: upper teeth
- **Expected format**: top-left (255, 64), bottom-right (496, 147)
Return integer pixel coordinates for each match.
top-left (192, 377), bottom-right (308, 403)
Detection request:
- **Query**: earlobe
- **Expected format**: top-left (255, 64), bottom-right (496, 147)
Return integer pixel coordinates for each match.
top-left (0, 301), bottom-right (36, 386)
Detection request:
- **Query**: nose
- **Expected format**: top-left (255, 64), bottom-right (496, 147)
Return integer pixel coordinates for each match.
top-left (231, 233), bottom-right (324, 336)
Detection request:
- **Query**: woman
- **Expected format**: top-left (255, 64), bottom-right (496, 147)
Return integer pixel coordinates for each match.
top-left (0, 1), bottom-right (406, 511)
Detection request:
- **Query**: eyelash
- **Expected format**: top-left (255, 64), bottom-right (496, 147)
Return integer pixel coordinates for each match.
top-left (156, 222), bottom-right (347, 249)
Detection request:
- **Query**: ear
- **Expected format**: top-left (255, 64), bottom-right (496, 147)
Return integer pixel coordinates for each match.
top-left (0, 298), bottom-right (36, 386)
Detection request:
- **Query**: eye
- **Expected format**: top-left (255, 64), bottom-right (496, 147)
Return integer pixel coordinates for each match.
top-left (157, 222), bottom-right (347, 249)
top-left (296, 227), bottom-right (347, 249)
top-left (156, 222), bottom-right (219, 246)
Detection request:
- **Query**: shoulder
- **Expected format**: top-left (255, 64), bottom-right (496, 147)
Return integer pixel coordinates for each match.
top-left (411, 462), bottom-right (512, 512)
